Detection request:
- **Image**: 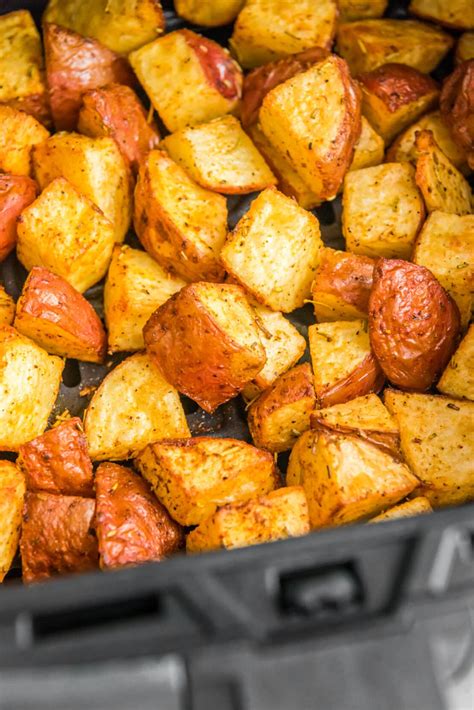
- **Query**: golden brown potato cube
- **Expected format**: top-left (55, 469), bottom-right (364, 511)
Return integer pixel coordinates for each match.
top-left (339, 0), bottom-right (387, 22)
top-left (104, 245), bottom-right (186, 353)
top-left (358, 64), bottom-right (439, 144)
top-left (84, 352), bottom-right (189, 461)
top-left (229, 0), bottom-right (338, 68)
top-left (129, 29), bottom-right (242, 132)
top-left (415, 130), bottom-right (473, 216)
top-left (134, 150), bottom-right (227, 282)
top-left (384, 390), bottom-right (474, 507)
top-left (456, 33), bottom-right (474, 64)
top-left (336, 19), bottom-right (454, 75)
top-left (162, 116), bottom-right (276, 195)
top-left (349, 116), bottom-right (385, 172)
top-left (0, 175), bottom-right (38, 263)
top-left (0, 287), bottom-right (15, 327)
top-left (32, 132), bottom-right (132, 244)
top-left (438, 324), bottom-right (474, 401)
top-left (259, 56), bottom-right (361, 203)
top-left (308, 320), bottom-right (384, 408)
top-left (221, 188), bottom-right (323, 312)
top-left (143, 282), bottom-right (266, 412)
top-left (0, 107), bottom-right (49, 177)
top-left (135, 437), bottom-right (278, 526)
top-left (175, 0), bottom-right (244, 26)
top-left (17, 178), bottom-right (116, 294)
top-left (370, 496), bottom-right (433, 522)
top-left (187, 486), bottom-right (310, 553)
top-left (0, 461), bottom-right (25, 582)
top-left (409, 0), bottom-right (474, 30)
top-left (0, 326), bottom-right (63, 451)
top-left (343, 163), bottom-right (425, 259)
top-left (248, 363), bottom-right (316, 453)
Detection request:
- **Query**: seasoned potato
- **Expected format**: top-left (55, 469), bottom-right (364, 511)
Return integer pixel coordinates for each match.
top-left (14, 267), bottom-right (106, 363)
top-left (370, 497), bottom-right (433, 522)
top-left (0, 287), bottom-right (15, 327)
top-left (440, 61), bottom-right (474, 171)
top-left (143, 282), bottom-right (266, 412)
top-left (287, 429), bottom-right (418, 528)
top-left (78, 84), bottom-right (161, 175)
top-left (248, 363), bottom-right (316, 453)
top-left (358, 64), bottom-right (439, 144)
top-left (187, 486), bottom-right (310, 553)
top-left (95, 462), bottom-right (183, 570)
top-left (0, 326), bottom-right (63, 451)
top-left (135, 437), bottom-right (277, 526)
top-left (409, 0), bottom-right (474, 30)
top-left (0, 175), bottom-right (37, 263)
top-left (229, 0), bottom-right (338, 68)
top-left (339, 0), bottom-right (387, 22)
top-left (221, 188), bottom-right (322, 312)
top-left (104, 245), bottom-right (186, 353)
top-left (0, 107), bottom-right (49, 177)
top-left (175, 0), bottom-right (244, 26)
top-left (43, 0), bottom-right (165, 55)
top-left (336, 19), bottom-right (453, 75)
top-left (20, 492), bottom-right (98, 583)
top-left (129, 30), bottom-right (242, 132)
top-left (17, 178), bottom-right (116, 294)
top-left (134, 150), bottom-right (227, 282)
top-left (162, 116), bottom-right (276, 195)
top-left (456, 33), bottom-right (474, 64)
top-left (343, 163), bottom-right (425, 259)
top-left (349, 116), bottom-right (385, 172)
top-left (84, 352), bottom-right (189, 461)
top-left (438, 324), bottom-right (474, 401)
top-left (310, 247), bottom-right (375, 322)
top-left (384, 390), bottom-right (474, 507)
top-left (286, 429), bottom-right (318, 486)
top-left (308, 320), bottom-right (384, 408)
top-left (369, 259), bottom-right (461, 391)
top-left (415, 130), bottom-right (473, 215)
top-left (259, 56), bottom-right (361, 203)
top-left (0, 461), bottom-right (25, 582)
top-left (17, 418), bottom-right (93, 497)
top-left (32, 132), bottom-right (132, 244)
top-left (0, 10), bottom-right (50, 126)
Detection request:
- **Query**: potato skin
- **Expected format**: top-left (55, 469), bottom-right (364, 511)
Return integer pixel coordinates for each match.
top-left (95, 462), bottom-right (183, 570)
top-left (181, 30), bottom-right (242, 103)
top-left (318, 352), bottom-right (385, 408)
top-left (440, 60), bottom-right (474, 170)
top-left (0, 175), bottom-right (37, 262)
top-left (369, 259), bottom-right (461, 391)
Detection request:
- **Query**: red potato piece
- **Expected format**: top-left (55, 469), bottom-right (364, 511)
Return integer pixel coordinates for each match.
top-left (440, 60), bottom-right (474, 170)
top-left (0, 175), bottom-right (37, 262)
top-left (182, 30), bottom-right (242, 103)
top-left (369, 259), bottom-right (461, 391)
top-left (318, 353), bottom-right (385, 408)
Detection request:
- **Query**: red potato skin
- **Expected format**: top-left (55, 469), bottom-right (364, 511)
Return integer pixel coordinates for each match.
top-left (317, 352), bottom-right (385, 408)
top-left (20, 492), bottom-right (98, 583)
top-left (182, 29), bottom-right (242, 102)
top-left (0, 175), bottom-right (37, 262)
top-left (369, 259), bottom-right (461, 391)
top-left (440, 60), bottom-right (474, 170)
top-left (310, 414), bottom-right (401, 458)
top-left (95, 463), bottom-right (183, 570)
top-left (358, 63), bottom-right (439, 112)
top-left (17, 418), bottom-right (94, 497)
top-left (312, 249), bottom-right (375, 314)
top-left (5, 93), bottom-right (52, 129)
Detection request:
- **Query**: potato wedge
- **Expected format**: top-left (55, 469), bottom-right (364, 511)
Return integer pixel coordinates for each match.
top-left (440, 61), bottom-right (474, 172)
top-left (0, 287), bottom-right (15, 327)
top-left (0, 174), bottom-right (37, 263)
top-left (187, 486), bottom-right (310, 553)
top-left (221, 188), bottom-right (322, 312)
top-left (349, 116), bottom-right (385, 172)
top-left (17, 178), bottom-right (116, 294)
top-left (370, 497), bottom-right (433, 522)
top-left (369, 259), bottom-right (461, 391)
top-left (84, 352), bottom-right (189, 461)
top-left (0, 106), bottom-right (49, 177)
top-left (134, 150), bottom-right (227, 282)
top-left (175, 0), bottom-right (244, 27)
top-left (409, 0), bottom-right (474, 30)
top-left (248, 363), bottom-right (316, 453)
top-left (0, 461), bottom-right (25, 582)
top-left (384, 390), bottom-right (474, 507)
top-left (308, 320), bottom-right (384, 408)
top-left (143, 282), bottom-right (266, 413)
top-left (438, 324), bottom-right (474, 401)
top-left (104, 245), bottom-right (186, 353)
top-left (339, 0), bottom-right (387, 22)
top-left (456, 33), bottom-right (474, 64)
top-left (135, 437), bottom-right (277, 526)
top-left (343, 163), bottom-right (425, 259)
top-left (95, 462), bottom-right (183, 570)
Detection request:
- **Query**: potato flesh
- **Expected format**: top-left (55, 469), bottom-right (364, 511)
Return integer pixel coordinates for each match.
top-left (409, 0), bottom-right (474, 30)
top-left (175, 0), bottom-right (244, 26)
top-left (339, 0), bottom-right (387, 22)
top-left (309, 320), bottom-right (371, 390)
top-left (456, 32), bottom-right (474, 63)
top-left (313, 394), bottom-right (398, 436)
top-left (0, 287), bottom-right (15, 327)
top-left (349, 116), bottom-right (385, 172)
top-left (370, 496), bottom-right (432, 522)
top-left (0, 461), bottom-right (25, 582)
top-left (0, 106), bottom-right (49, 177)
top-left (438, 325), bottom-right (474, 401)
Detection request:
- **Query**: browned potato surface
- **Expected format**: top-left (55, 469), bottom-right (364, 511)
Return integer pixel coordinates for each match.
top-left (456, 33), bottom-right (474, 64)
top-left (175, 0), bottom-right (244, 27)
top-left (370, 496), bottom-right (433, 522)
top-left (0, 287), bottom-right (15, 327)
top-left (349, 116), bottom-right (385, 172)
top-left (0, 174), bottom-right (37, 263)
top-left (0, 106), bottom-right (49, 177)
top-left (409, 0), bottom-right (474, 30)
top-left (440, 61), bottom-right (474, 171)
top-left (339, 0), bottom-right (388, 22)
top-left (0, 461), bottom-right (25, 582)
top-left (438, 324), bottom-right (474, 400)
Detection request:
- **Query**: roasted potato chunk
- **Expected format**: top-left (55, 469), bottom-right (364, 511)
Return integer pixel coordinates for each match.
top-left (84, 352), bottom-right (189, 461)
top-left (17, 178), bottom-right (115, 294)
top-left (339, 0), bottom-right (387, 22)
top-left (0, 107), bottom-right (49, 177)
top-left (143, 282), bottom-right (266, 413)
top-left (135, 437), bottom-right (277, 526)
top-left (0, 461), bottom-right (25, 582)
top-left (187, 486), bottom-right (310, 553)
top-left (309, 320), bottom-right (384, 408)
top-left (349, 116), bottom-right (385, 172)
top-left (456, 33), bottom-right (474, 64)
top-left (369, 259), bottom-right (461, 391)
top-left (336, 19), bottom-right (453, 75)
top-left (0, 287), bottom-right (15, 326)
top-left (384, 390), bottom-right (474, 507)
top-left (14, 267), bottom-right (106, 363)
top-left (438, 324), bottom-right (474, 401)
top-left (129, 29), bottom-right (242, 132)
top-left (17, 418), bottom-right (93, 497)
top-left (370, 497), bottom-right (433, 522)
top-left (104, 245), bottom-right (186, 353)
top-left (248, 363), bottom-right (316, 453)
top-left (134, 150), bottom-right (227, 282)
top-left (440, 61), bottom-right (474, 171)
top-left (259, 56), bottom-right (361, 203)
top-left (221, 188), bottom-right (322, 312)
top-left (95, 462), bottom-right (183, 570)
top-left (409, 0), bottom-right (474, 30)
top-left (0, 326), bottom-right (63, 451)
top-left (175, 0), bottom-right (244, 26)
top-left (343, 163), bottom-right (425, 259)
top-left (20, 492), bottom-right (98, 583)
top-left (0, 174), bottom-right (37, 263)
